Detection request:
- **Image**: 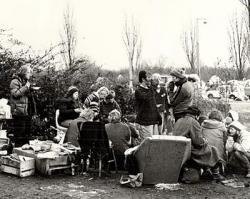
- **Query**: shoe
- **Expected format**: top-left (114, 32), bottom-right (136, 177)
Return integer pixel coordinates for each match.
top-left (212, 173), bottom-right (225, 181)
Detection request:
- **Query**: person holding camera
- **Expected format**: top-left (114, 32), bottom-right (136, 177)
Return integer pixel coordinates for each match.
top-left (9, 64), bottom-right (34, 147)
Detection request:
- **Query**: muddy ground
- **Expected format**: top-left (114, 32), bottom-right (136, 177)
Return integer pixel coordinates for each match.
top-left (1, 101), bottom-right (250, 199)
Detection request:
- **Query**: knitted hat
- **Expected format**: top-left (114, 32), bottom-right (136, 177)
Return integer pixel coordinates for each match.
top-left (89, 101), bottom-right (100, 113)
top-left (186, 105), bottom-right (201, 116)
top-left (228, 121), bottom-right (246, 131)
top-left (66, 86), bottom-right (79, 97)
top-left (170, 69), bottom-right (185, 79)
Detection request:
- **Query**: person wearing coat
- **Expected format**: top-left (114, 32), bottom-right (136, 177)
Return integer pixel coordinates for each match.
top-left (9, 64), bottom-right (34, 147)
top-left (226, 121), bottom-right (250, 178)
top-left (169, 69), bottom-right (194, 122)
top-left (202, 110), bottom-right (227, 169)
top-left (135, 71), bottom-right (162, 140)
top-left (57, 86), bottom-right (82, 128)
top-left (172, 105), bottom-right (224, 180)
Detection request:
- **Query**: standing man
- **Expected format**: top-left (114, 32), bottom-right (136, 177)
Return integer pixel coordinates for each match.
top-left (170, 69), bottom-right (194, 122)
top-left (135, 70), bottom-right (161, 140)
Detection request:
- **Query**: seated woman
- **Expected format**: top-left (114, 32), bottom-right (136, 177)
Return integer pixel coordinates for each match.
top-left (84, 86), bottom-right (109, 108)
top-left (58, 86), bottom-right (82, 128)
top-left (105, 109), bottom-right (131, 169)
top-left (226, 121), bottom-right (250, 178)
top-left (202, 110), bottom-right (227, 173)
top-left (64, 108), bottom-right (95, 147)
top-left (172, 105), bottom-right (225, 181)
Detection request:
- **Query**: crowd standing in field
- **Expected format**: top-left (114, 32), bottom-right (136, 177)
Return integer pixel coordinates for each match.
top-left (6, 64), bottom-right (250, 185)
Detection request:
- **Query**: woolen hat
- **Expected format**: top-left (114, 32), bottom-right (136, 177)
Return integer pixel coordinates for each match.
top-left (228, 121), bottom-right (246, 131)
top-left (89, 101), bottom-right (100, 113)
top-left (170, 69), bottom-right (185, 79)
top-left (66, 86), bottom-right (79, 97)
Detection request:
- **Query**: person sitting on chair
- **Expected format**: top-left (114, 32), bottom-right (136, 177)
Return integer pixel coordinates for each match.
top-left (64, 108), bottom-right (95, 147)
top-left (105, 109), bottom-right (132, 169)
top-left (58, 86), bottom-right (82, 128)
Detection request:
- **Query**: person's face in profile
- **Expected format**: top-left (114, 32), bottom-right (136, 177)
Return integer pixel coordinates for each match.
top-left (228, 127), bottom-right (237, 136)
top-left (72, 91), bottom-right (79, 100)
top-left (25, 68), bottom-right (32, 80)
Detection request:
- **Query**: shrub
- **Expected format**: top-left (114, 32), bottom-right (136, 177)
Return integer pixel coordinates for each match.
top-left (193, 97), bottom-right (230, 117)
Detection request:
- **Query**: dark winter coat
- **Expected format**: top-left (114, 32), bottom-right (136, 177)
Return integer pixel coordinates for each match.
top-left (135, 85), bottom-right (161, 126)
top-left (9, 76), bottom-right (30, 116)
top-left (57, 97), bottom-right (80, 124)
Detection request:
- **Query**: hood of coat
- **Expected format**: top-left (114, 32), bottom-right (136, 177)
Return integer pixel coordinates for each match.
top-left (202, 119), bottom-right (227, 131)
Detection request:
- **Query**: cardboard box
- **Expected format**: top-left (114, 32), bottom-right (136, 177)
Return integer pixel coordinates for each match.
top-left (1, 155), bottom-right (35, 177)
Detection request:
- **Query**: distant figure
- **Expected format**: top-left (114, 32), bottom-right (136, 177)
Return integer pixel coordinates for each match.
top-left (170, 69), bottom-right (194, 122)
top-left (135, 70), bottom-right (161, 140)
top-left (9, 64), bottom-right (34, 147)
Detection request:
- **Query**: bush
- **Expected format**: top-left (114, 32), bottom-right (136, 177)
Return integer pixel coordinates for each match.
top-left (193, 97), bottom-right (230, 117)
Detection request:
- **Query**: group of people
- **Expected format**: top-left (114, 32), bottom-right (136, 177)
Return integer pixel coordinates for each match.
top-left (8, 64), bottom-right (250, 182)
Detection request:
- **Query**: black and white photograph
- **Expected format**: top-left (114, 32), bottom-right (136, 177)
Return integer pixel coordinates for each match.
top-left (0, 0), bottom-right (250, 198)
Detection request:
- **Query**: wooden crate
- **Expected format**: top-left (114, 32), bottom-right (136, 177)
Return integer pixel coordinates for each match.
top-left (36, 155), bottom-right (74, 175)
top-left (0, 155), bottom-right (35, 177)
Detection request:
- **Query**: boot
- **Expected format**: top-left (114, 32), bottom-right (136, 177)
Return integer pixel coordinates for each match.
top-left (212, 167), bottom-right (225, 181)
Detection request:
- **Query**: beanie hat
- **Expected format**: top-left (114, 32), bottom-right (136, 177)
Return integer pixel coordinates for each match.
top-left (228, 121), bottom-right (246, 131)
top-left (66, 86), bottom-right (79, 97)
top-left (186, 105), bottom-right (201, 116)
top-left (170, 69), bottom-right (185, 79)
top-left (89, 101), bottom-right (100, 113)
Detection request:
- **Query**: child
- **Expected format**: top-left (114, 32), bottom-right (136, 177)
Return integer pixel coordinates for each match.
top-left (226, 121), bottom-right (250, 178)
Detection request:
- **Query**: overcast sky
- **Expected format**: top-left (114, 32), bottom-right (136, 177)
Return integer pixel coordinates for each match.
top-left (0, 0), bottom-right (245, 70)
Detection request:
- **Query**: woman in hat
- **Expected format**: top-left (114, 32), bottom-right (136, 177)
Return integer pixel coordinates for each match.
top-left (64, 108), bottom-right (95, 147)
top-left (169, 69), bottom-right (194, 122)
top-left (58, 86), bottom-right (82, 128)
top-left (227, 121), bottom-right (250, 178)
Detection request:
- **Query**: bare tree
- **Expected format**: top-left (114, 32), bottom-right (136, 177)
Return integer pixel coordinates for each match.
top-left (60, 5), bottom-right (77, 69)
top-left (182, 26), bottom-right (197, 73)
top-left (123, 16), bottom-right (142, 89)
top-left (239, 0), bottom-right (250, 29)
top-left (228, 15), bottom-right (249, 79)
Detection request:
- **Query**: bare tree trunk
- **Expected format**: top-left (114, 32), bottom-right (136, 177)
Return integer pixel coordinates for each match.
top-left (123, 16), bottom-right (142, 90)
top-left (228, 15), bottom-right (248, 80)
top-left (60, 5), bottom-right (77, 69)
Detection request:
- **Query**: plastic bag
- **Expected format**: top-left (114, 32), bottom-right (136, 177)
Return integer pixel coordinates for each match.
top-left (120, 173), bottom-right (143, 188)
